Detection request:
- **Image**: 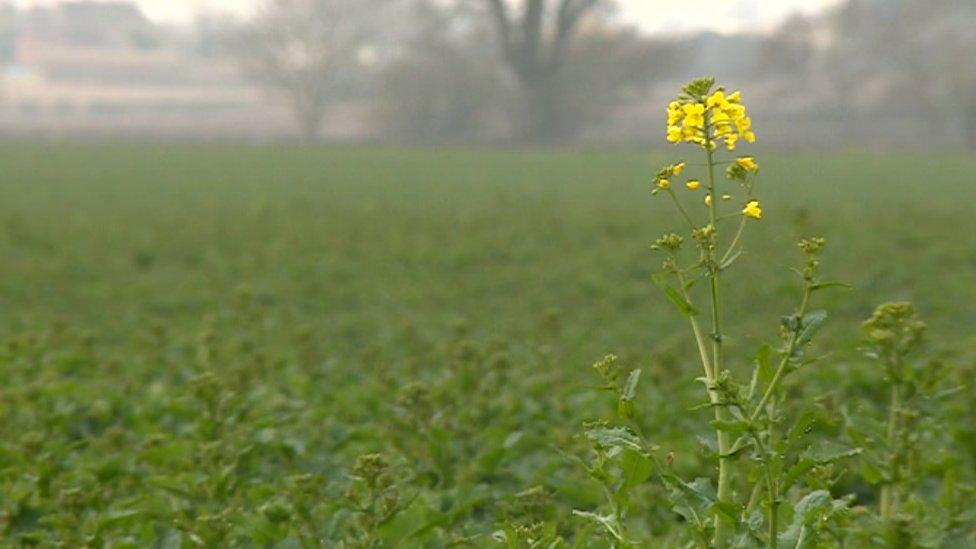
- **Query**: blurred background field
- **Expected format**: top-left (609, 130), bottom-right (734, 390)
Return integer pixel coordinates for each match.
top-left (3, 142), bottom-right (975, 358)
top-left (2, 0), bottom-right (976, 544)
top-left (2, 142), bottom-right (976, 543)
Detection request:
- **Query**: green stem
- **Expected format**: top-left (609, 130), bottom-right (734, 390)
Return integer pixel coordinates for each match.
top-left (746, 481), bottom-right (763, 514)
top-left (752, 433), bottom-right (779, 547)
top-left (719, 216), bottom-right (747, 266)
top-left (880, 383), bottom-right (900, 521)
top-left (748, 286), bottom-right (812, 425)
top-left (667, 188), bottom-right (698, 231)
top-left (704, 129), bottom-right (734, 547)
top-left (766, 399), bottom-right (780, 546)
top-left (676, 270), bottom-right (714, 381)
top-left (601, 482), bottom-right (627, 543)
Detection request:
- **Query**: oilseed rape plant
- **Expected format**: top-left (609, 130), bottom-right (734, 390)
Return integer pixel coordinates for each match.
top-left (655, 77), bottom-right (806, 547)
top-left (571, 77), bottom-right (972, 548)
top-left (572, 77), bottom-right (850, 547)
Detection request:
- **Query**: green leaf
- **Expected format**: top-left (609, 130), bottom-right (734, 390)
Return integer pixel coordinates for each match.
top-left (664, 475), bottom-right (716, 505)
top-left (809, 281), bottom-right (851, 292)
top-left (778, 491), bottom-right (830, 548)
top-left (148, 476), bottom-right (196, 501)
top-left (786, 408), bottom-right (821, 446)
top-left (620, 449), bottom-right (653, 490)
top-left (618, 370), bottom-right (641, 420)
top-left (801, 441), bottom-right (861, 464)
top-left (795, 310), bottom-right (828, 349)
top-left (652, 274), bottom-right (700, 317)
top-left (747, 508), bottom-right (765, 534)
top-left (860, 460), bottom-right (883, 485)
top-left (584, 427), bottom-right (644, 453)
top-left (778, 490), bottom-right (848, 549)
top-left (782, 443), bottom-right (861, 491)
top-left (617, 399), bottom-right (635, 420)
top-left (378, 497), bottom-right (447, 544)
top-left (719, 249), bottom-right (743, 271)
top-left (572, 510), bottom-right (622, 541)
top-left (781, 458), bottom-right (816, 492)
top-left (621, 369), bottom-right (641, 401)
top-left (755, 343), bottom-right (776, 387)
top-left (748, 343), bottom-right (775, 402)
top-left (95, 510), bottom-right (143, 533)
top-left (843, 410), bottom-right (887, 445)
top-left (712, 500), bottom-right (743, 522)
top-left (710, 419), bottom-right (750, 435)
top-left (720, 440), bottom-right (753, 459)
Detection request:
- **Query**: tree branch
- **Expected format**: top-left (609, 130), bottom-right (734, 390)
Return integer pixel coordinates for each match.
top-left (485, 0), bottom-right (515, 62)
top-left (522, 0), bottom-right (545, 66)
top-left (551, 0), bottom-right (597, 70)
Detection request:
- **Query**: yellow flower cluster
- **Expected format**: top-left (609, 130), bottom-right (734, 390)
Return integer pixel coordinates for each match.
top-left (667, 90), bottom-right (756, 150)
top-left (742, 200), bottom-right (763, 219)
top-left (735, 156), bottom-right (759, 172)
top-left (655, 162), bottom-right (687, 191)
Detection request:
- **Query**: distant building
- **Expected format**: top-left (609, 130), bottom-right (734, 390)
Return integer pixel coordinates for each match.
top-left (22, 1), bottom-right (156, 51)
top-left (0, 1), bottom-right (305, 138)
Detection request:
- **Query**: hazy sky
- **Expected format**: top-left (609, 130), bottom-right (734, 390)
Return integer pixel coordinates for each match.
top-left (15, 0), bottom-right (844, 33)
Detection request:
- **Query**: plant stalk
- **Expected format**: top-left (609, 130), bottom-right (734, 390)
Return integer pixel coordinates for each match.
top-left (880, 383), bottom-right (900, 521)
top-left (749, 286), bottom-right (812, 425)
top-left (675, 271), bottom-right (715, 382)
top-left (704, 134), bottom-right (734, 547)
top-left (752, 434), bottom-right (779, 547)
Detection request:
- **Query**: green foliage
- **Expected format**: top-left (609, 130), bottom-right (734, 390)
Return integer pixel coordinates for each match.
top-left (0, 142), bottom-right (973, 545)
top-left (628, 77), bottom-right (975, 547)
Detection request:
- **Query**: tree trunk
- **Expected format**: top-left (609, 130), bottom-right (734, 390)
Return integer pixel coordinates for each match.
top-left (483, 0), bottom-right (597, 145)
top-left (297, 114), bottom-right (323, 143)
top-left (963, 99), bottom-right (976, 150)
top-left (519, 72), bottom-right (562, 145)
top-left (292, 88), bottom-right (326, 143)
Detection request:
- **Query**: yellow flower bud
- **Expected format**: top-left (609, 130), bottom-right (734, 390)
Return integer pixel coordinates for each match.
top-left (735, 116), bottom-right (752, 133)
top-left (742, 200), bottom-right (763, 219)
top-left (686, 179), bottom-right (700, 191)
top-left (704, 195), bottom-right (713, 207)
top-left (682, 103), bottom-right (705, 129)
top-left (706, 90), bottom-right (729, 110)
top-left (735, 156), bottom-right (759, 172)
top-left (667, 126), bottom-right (682, 143)
top-left (658, 178), bottom-right (670, 189)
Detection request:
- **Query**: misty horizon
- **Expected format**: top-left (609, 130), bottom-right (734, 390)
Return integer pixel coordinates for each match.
top-left (10, 0), bottom-right (845, 35)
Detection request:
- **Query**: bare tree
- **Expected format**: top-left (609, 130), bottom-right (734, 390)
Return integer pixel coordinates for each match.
top-left (820, 0), bottom-right (976, 147)
top-left (237, 0), bottom-right (388, 141)
top-left (920, 3), bottom-right (976, 147)
top-left (481, 0), bottom-right (608, 144)
top-left (759, 14), bottom-right (815, 80)
top-left (559, 25), bottom-right (676, 140)
top-left (378, 1), bottom-right (510, 143)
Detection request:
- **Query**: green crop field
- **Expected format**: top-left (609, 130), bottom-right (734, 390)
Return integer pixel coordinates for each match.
top-left (1, 142), bottom-right (975, 546)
